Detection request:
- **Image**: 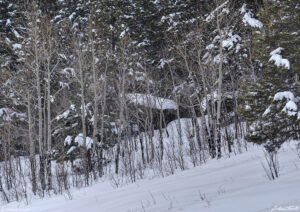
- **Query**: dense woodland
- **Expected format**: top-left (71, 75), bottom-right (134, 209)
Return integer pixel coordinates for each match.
top-left (0, 0), bottom-right (299, 203)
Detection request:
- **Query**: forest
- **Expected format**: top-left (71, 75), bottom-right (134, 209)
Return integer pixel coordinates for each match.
top-left (0, 0), bottom-right (299, 210)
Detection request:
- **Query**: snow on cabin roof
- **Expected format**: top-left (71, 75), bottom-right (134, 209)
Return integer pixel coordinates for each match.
top-left (126, 93), bottom-right (178, 110)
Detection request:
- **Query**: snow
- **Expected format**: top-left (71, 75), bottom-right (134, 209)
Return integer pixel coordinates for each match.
top-left (72, 22), bottom-right (78, 29)
top-left (64, 135), bottom-right (73, 146)
top-left (205, 1), bottom-right (229, 22)
top-left (269, 54), bottom-right (290, 69)
top-left (126, 93), bottom-right (178, 110)
top-left (274, 91), bottom-right (295, 101)
top-left (240, 4), bottom-right (247, 13)
top-left (12, 29), bottom-right (22, 39)
top-left (59, 81), bottom-right (69, 89)
top-left (201, 91), bottom-right (218, 111)
top-left (222, 34), bottom-right (241, 50)
top-left (50, 95), bottom-right (54, 103)
top-left (6, 19), bottom-right (11, 26)
top-left (214, 54), bottom-right (221, 64)
top-left (69, 12), bottom-right (76, 20)
top-left (245, 105), bottom-right (251, 111)
top-left (269, 48), bottom-right (290, 69)
top-left (67, 146), bottom-right (76, 154)
top-left (158, 58), bottom-right (173, 69)
top-left (53, 15), bottom-right (62, 21)
top-left (206, 44), bottom-right (215, 50)
top-left (270, 47), bottom-right (284, 56)
top-left (12, 43), bottom-right (22, 50)
top-left (240, 4), bottom-right (263, 29)
top-left (263, 106), bottom-right (271, 116)
top-left (3, 141), bottom-right (300, 212)
top-left (0, 108), bottom-right (26, 121)
top-left (58, 54), bottom-right (68, 60)
top-left (56, 109), bottom-right (70, 120)
top-left (5, 37), bottom-right (11, 44)
top-left (282, 101), bottom-right (298, 116)
top-left (120, 30), bottom-right (126, 38)
top-left (284, 100), bottom-right (298, 111)
top-left (272, 91), bottom-right (298, 116)
top-left (70, 104), bottom-right (76, 111)
top-left (74, 133), bottom-right (93, 149)
top-left (61, 68), bottom-right (75, 77)
top-left (242, 12), bottom-right (263, 28)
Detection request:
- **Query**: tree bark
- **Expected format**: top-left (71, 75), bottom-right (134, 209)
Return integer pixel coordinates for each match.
top-left (27, 92), bottom-right (37, 195)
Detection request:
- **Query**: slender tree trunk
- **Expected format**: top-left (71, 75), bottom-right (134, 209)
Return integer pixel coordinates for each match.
top-left (27, 92), bottom-right (37, 195)
top-left (76, 38), bottom-right (89, 185)
top-left (168, 64), bottom-right (182, 145)
top-left (116, 67), bottom-right (126, 174)
top-left (91, 39), bottom-right (99, 177)
top-left (197, 51), bottom-right (216, 158)
top-left (33, 22), bottom-right (46, 190)
top-left (81, 69), bottom-right (89, 185)
top-left (216, 7), bottom-right (224, 159)
top-left (159, 110), bottom-right (164, 161)
top-left (46, 63), bottom-right (52, 190)
top-left (37, 68), bottom-right (45, 191)
top-left (135, 105), bottom-right (145, 165)
top-left (99, 71), bottom-right (107, 177)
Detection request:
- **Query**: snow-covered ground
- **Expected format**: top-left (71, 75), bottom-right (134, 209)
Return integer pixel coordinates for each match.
top-left (2, 142), bottom-right (300, 212)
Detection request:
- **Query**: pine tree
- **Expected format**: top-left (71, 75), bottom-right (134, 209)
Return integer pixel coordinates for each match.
top-left (239, 0), bottom-right (300, 153)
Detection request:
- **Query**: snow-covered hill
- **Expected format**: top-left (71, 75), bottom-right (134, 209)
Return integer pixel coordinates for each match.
top-left (2, 142), bottom-right (300, 212)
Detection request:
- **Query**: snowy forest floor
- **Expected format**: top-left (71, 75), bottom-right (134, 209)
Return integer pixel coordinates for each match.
top-left (2, 141), bottom-right (300, 212)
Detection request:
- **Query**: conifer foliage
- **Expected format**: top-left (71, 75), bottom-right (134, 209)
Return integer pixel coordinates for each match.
top-left (239, 0), bottom-right (300, 153)
top-left (0, 0), bottom-right (299, 203)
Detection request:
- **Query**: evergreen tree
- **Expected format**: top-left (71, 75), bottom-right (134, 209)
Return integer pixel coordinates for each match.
top-left (239, 0), bottom-right (300, 153)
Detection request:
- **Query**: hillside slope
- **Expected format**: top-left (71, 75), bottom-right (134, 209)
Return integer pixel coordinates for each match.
top-left (2, 142), bottom-right (300, 212)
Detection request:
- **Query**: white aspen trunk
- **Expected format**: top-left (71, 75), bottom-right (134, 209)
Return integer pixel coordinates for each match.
top-left (27, 91), bottom-right (37, 194)
top-left (78, 45), bottom-right (89, 185)
top-left (91, 39), bottom-right (99, 177)
top-left (216, 3), bottom-right (224, 159)
top-left (168, 63), bottom-right (183, 145)
top-left (99, 69), bottom-right (107, 177)
top-left (181, 48), bottom-right (205, 161)
top-left (159, 109), bottom-right (164, 161)
top-left (116, 68), bottom-right (126, 174)
top-left (195, 50), bottom-right (215, 158)
top-left (34, 24), bottom-right (46, 190)
top-left (46, 60), bottom-right (52, 190)
top-left (182, 49), bottom-right (204, 158)
top-left (168, 62), bottom-right (184, 170)
top-left (146, 76), bottom-right (155, 161)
